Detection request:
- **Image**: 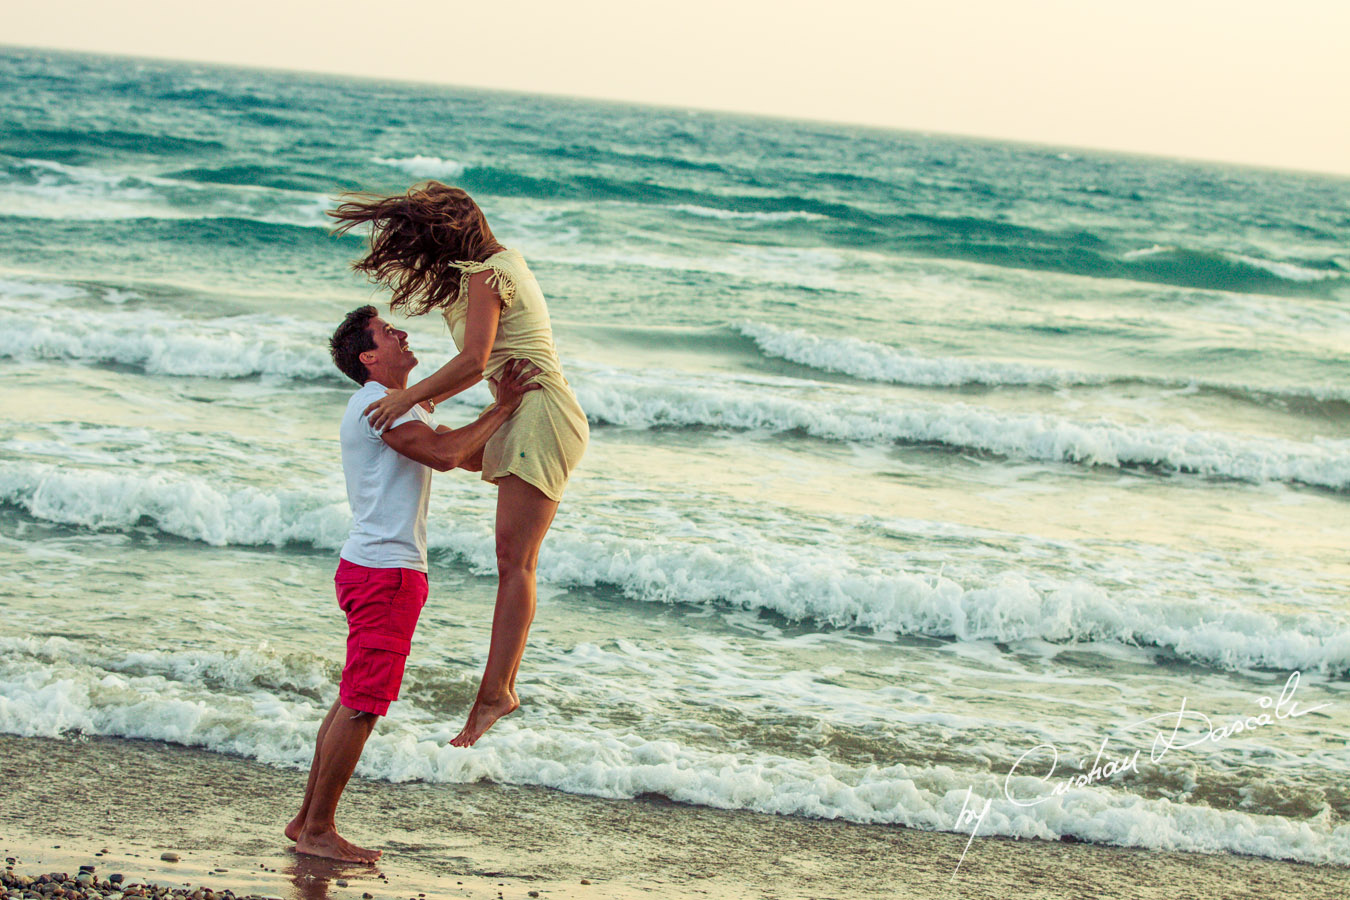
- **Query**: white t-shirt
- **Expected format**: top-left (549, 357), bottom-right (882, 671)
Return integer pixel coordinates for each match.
top-left (339, 382), bottom-right (434, 572)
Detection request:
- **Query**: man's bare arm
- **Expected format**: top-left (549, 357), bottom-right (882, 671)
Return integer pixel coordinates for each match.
top-left (378, 358), bottom-right (541, 471)
top-left (381, 412), bottom-right (509, 472)
top-left (431, 424), bottom-right (482, 470)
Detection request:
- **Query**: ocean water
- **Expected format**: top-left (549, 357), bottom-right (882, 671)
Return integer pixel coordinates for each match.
top-left (2, 48), bottom-right (1349, 867)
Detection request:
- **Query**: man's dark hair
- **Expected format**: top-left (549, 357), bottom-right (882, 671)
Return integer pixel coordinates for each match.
top-left (330, 305), bottom-right (379, 384)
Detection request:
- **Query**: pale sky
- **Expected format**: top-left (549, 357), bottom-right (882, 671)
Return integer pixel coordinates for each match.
top-left (6, 0), bottom-right (1349, 176)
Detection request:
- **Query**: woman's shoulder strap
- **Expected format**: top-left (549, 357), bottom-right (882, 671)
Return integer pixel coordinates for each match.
top-left (452, 249), bottom-right (520, 308)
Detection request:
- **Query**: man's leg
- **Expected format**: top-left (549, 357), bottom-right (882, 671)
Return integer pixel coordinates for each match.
top-left (286, 699), bottom-right (342, 842)
top-left (293, 561), bottom-right (421, 859)
top-left (294, 704), bottom-right (382, 863)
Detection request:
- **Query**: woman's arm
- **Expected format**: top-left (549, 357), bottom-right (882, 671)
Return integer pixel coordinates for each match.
top-left (380, 359), bottom-right (542, 471)
top-left (364, 270), bottom-right (504, 431)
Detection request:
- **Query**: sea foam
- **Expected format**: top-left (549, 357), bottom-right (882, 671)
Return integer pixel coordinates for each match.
top-left (572, 366), bottom-right (1350, 491)
top-left (0, 296), bottom-right (339, 380)
top-left (0, 157), bottom-right (331, 227)
top-left (3, 462), bottom-right (1347, 674)
top-left (5, 293), bottom-right (1346, 489)
top-left (372, 155), bottom-right (467, 179)
top-left (0, 461), bottom-right (351, 548)
top-left (736, 320), bottom-right (1097, 386)
top-left (1124, 245), bottom-right (1342, 284)
top-left (667, 204), bottom-right (826, 223)
top-left (735, 321), bottom-right (1350, 403)
top-left (2, 638), bottom-right (1347, 866)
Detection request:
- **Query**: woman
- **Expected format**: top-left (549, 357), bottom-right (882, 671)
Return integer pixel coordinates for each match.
top-left (331, 182), bottom-right (588, 747)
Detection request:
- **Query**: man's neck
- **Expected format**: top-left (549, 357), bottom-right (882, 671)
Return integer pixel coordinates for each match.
top-left (366, 374), bottom-right (408, 391)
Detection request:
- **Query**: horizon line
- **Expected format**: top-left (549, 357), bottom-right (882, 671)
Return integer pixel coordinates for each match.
top-left (5, 41), bottom-right (1349, 182)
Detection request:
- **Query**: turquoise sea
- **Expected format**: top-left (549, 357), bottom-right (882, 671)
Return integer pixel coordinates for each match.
top-left (1, 47), bottom-right (1349, 867)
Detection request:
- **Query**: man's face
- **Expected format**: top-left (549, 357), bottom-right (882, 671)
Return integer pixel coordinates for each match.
top-left (362, 316), bottom-right (417, 373)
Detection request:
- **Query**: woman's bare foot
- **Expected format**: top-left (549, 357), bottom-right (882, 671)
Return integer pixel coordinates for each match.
top-left (295, 827), bottom-right (382, 864)
top-left (449, 692), bottom-right (519, 747)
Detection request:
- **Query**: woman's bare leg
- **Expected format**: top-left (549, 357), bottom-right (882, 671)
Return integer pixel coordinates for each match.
top-left (506, 487), bottom-right (558, 701)
top-left (450, 475), bottom-right (559, 747)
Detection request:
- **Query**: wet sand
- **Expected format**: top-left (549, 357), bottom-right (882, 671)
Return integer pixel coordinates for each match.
top-left (1, 734), bottom-right (1346, 900)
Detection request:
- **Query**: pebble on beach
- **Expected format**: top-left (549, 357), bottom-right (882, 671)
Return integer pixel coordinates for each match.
top-left (0, 867), bottom-right (277, 900)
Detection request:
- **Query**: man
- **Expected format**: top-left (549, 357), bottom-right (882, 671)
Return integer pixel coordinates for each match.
top-left (285, 304), bottom-right (540, 863)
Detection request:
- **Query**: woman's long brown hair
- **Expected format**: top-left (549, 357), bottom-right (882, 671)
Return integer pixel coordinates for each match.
top-left (329, 181), bottom-right (503, 316)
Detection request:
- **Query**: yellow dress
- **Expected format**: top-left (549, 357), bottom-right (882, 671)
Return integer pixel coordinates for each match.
top-left (442, 249), bottom-right (588, 502)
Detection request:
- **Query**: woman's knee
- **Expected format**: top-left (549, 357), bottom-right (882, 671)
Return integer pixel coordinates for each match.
top-left (495, 537), bottom-right (538, 576)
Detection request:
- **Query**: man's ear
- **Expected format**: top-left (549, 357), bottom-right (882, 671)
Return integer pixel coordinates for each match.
top-left (358, 349), bottom-right (378, 366)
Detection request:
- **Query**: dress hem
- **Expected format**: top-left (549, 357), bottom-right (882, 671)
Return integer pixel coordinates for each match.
top-left (482, 466), bottom-right (565, 503)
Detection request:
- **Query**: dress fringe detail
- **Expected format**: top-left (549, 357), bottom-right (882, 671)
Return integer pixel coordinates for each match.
top-left (453, 258), bottom-right (517, 309)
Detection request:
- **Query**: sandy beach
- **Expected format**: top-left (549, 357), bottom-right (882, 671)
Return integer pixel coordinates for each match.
top-left (2, 734), bottom-right (1345, 900)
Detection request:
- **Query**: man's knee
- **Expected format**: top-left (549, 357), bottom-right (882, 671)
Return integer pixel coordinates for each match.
top-left (338, 704), bottom-right (381, 726)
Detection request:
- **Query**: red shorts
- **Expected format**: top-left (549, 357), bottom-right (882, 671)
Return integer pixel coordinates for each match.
top-left (334, 558), bottom-right (428, 716)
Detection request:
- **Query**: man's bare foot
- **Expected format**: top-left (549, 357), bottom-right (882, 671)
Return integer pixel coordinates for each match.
top-left (449, 692), bottom-right (519, 747)
top-left (294, 827), bottom-right (382, 864)
top-left (284, 815), bottom-right (304, 843)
